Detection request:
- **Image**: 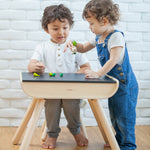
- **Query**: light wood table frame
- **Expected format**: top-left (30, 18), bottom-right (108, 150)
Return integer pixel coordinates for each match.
top-left (12, 73), bottom-right (120, 150)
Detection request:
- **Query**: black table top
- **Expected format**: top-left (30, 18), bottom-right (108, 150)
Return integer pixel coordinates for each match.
top-left (21, 72), bottom-right (116, 83)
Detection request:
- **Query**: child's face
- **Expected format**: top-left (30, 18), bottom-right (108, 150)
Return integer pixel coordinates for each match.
top-left (86, 15), bottom-right (107, 35)
top-left (46, 19), bottom-right (70, 44)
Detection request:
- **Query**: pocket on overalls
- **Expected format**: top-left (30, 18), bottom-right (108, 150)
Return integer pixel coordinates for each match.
top-left (130, 85), bottom-right (138, 102)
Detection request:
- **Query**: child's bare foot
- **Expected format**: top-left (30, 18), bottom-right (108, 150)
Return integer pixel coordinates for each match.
top-left (42, 137), bottom-right (57, 149)
top-left (73, 132), bottom-right (88, 147)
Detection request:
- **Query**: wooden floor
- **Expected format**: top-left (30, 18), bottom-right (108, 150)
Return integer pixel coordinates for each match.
top-left (0, 126), bottom-right (150, 150)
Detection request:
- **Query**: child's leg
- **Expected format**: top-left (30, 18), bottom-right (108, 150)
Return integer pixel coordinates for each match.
top-left (108, 98), bottom-right (123, 146)
top-left (109, 84), bottom-right (138, 150)
top-left (42, 99), bottom-right (61, 149)
top-left (62, 99), bottom-right (88, 146)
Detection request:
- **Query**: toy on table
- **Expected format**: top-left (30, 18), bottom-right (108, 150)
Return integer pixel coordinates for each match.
top-left (49, 72), bottom-right (63, 77)
top-left (33, 72), bottom-right (40, 77)
top-left (33, 72), bottom-right (64, 78)
top-left (49, 72), bottom-right (55, 77)
top-left (52, 73), bottom-right (56, 77)
top-left (71, 41), bottom-right (77, 54)
top-left (60, 73), bottom-right (63, 77)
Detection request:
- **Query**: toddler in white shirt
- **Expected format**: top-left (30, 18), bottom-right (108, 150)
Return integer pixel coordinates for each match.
top-left (28, 4), bottom-right (90, 149)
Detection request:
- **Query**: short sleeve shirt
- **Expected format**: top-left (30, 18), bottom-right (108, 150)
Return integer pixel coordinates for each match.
top-left (31, 40), bottom-right (89, 73)
top-left (90, 32), bottom-right (125, 65)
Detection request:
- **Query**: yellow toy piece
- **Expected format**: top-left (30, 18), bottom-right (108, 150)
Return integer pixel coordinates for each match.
top-left (33, 72), bottom-right (40, 77)
top-left (49, 72), bottom-right (53, 76)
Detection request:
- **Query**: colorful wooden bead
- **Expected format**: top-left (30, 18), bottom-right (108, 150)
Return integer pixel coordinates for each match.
top-left (33, 72), bottom-right (40, 77)
top-left (60, 73), bottom-right (63, 77)
top-left (49, 72), bottom-right (53, 76)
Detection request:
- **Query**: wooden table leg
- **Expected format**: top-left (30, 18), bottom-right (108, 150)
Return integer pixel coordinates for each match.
top-left (42, 120), bottom-right (46, 132)
top-left (12, 98), bottom-right (37, 145)
top-left (19, 98), bottom-right (45, 150)
top-left (41, 120), bottom-right (47, 142)
top-left (88, 99), bottom-right (120, 150)
top-left (88, 99), bottom-right (108, 144)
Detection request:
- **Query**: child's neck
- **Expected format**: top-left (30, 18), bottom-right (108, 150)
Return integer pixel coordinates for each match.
top-left (103, 26), bottom-right (114, 38)
top-left (50, 39), bottom-right (66, 45)
top-left (99, 26), bottom-right (114, 44)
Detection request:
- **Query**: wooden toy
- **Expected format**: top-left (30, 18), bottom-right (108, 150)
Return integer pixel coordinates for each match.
top-left (71, 41), bottom-right (77, 54)
top-left (33, 72), bottom-right (40, 77)
top-left (60, 73), bottom-right (63, 77)
top-left (49, 72), bottom-right (53, 76)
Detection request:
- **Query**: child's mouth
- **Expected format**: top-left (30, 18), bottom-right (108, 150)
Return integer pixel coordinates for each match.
top-left (58, 37), bottom-right (64, 39)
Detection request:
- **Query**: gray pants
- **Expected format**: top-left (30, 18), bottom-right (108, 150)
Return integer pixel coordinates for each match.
top-left (45, 99), bottom-right (81, 138)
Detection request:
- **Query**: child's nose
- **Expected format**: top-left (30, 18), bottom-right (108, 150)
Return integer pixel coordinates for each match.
top-left (58, 29), bottom-right (63, 35)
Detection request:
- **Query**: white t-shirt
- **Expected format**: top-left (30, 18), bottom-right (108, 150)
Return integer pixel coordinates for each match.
top-left (90, 32), bottom-right (125, 65)
top-left (31, 40), bottom-right (88, 73)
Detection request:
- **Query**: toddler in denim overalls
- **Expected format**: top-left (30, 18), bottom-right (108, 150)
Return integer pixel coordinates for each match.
top-left (96, 30), bottom-right (138, 150)
top-left (65, 0), bottom-right (139, 149)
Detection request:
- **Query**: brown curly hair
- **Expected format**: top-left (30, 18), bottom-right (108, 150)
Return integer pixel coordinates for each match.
top-left (41, 4), bottom-right (74, 31)
top-left (82, 0), bottom-right (120, 25)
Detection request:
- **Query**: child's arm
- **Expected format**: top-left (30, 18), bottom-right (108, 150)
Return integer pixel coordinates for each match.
top-left (85, 46), bottom-right (123, 78)
top-left (28, 59), bottom-right (45, 74)
top-left (64, 41), bottom-right (95, 53)
top-left (76, 41), bottom-right (95, 53)
top-left (76, 62), bottom-right (91, 73)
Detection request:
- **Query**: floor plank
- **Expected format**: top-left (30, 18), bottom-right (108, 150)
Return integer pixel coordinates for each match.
top-left (0, 126), bottom-right (149, 150)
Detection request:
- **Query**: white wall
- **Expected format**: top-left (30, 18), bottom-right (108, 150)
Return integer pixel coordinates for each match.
top-left (0, 0), bottom-right (150, 126)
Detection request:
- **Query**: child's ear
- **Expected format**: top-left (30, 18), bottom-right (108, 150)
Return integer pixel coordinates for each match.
top-left (45, 29), bottom-right (49, 34)
top-left (102, 17), bottom-right (109, 25)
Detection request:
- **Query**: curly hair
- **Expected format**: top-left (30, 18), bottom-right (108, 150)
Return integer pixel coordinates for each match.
top-left (82, 0), bottom-right (120, 25)
top-left (41, 4), bottom-right (74, 31)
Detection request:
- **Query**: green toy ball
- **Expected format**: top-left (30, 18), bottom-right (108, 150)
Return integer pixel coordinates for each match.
top-left (52, 73), bottom-right (56, 77)
top-left (60, 73), bottom-right (63, 77)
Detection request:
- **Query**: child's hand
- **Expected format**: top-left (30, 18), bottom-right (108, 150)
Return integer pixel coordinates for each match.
top-left (64, 40), bottom-right (73, 52)
top-left (34, 62), bottom-right (45, 74)
top-left (85, 69), bottom-right (99, 78)
top-left (64, 40), bottom-right (77, 53)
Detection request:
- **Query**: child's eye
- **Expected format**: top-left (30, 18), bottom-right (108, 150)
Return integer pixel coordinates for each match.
top-left (64, 27), bottom-right (68, 29)
top-left (53, 28), bottom-right (58, 30)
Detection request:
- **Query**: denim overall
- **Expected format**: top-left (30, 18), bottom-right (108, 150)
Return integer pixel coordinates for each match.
top-left (96, 30), bottom-right (138, 150)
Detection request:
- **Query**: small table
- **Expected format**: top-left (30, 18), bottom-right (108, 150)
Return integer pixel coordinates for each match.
top-left (12, 72), bottom-right (120, 150)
